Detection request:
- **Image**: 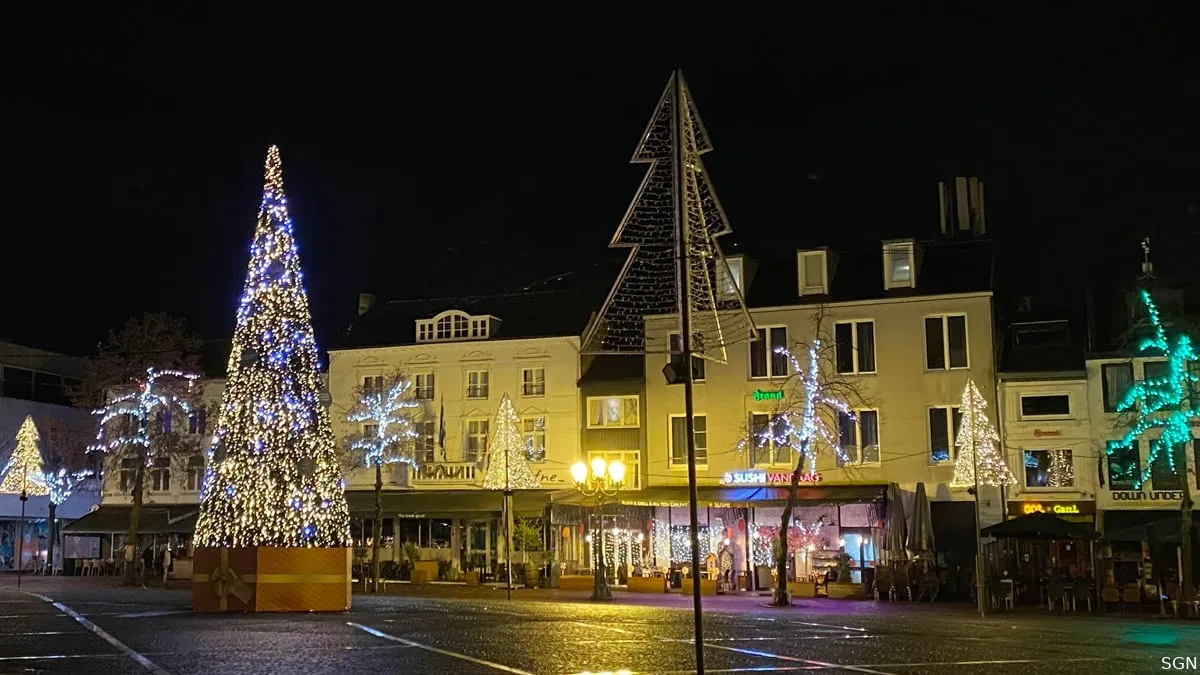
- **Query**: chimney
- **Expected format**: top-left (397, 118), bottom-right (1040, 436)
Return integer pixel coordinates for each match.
top-left (357, 293), bottom-right (377, 316)
top-left (938, 177), bottom-right (986, 238)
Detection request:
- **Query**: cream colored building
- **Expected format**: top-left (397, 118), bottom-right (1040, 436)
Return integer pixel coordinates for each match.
top-left (328, 295), bottom-right (592, 571)
top-left (995, 318), bottom-right (1094, 520)
top-left (627, 239), bottom-right (998, 581)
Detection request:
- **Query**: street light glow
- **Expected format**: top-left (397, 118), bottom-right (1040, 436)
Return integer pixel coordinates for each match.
top-left (570, 461), bottom-right (588, 485)
top-left (607, 460), bottom-right (626, 485)
top-left (591, 457), bottom-right (608, 481)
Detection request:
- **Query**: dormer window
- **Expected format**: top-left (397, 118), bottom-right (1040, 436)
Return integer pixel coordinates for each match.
top-left (416, 311), bottom-right (494, 343)
top-left (797, 249), bottom-right (828, 297)
top-left (883, 240), bottom-right (917, 290)
top-left (719, 256), bottom-right (745, 300)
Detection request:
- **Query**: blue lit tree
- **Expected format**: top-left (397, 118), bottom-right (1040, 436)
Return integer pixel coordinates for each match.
top-left (1114, 288), bottom-right (1199, 600)
top-left (90, 367), bottom-right (200, 583)
top-left (345, 372), bottom-right (420, 591)
top-left (195, 146), bottom-right (351, 550)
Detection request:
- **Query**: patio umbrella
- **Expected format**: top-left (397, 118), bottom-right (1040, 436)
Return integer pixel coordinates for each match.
top-left (882, 483), bottom-right (908, 562)
top-left (907, 482), bottom-right (935, 558)
top-left (979, 512), bottom-right (1097, 540)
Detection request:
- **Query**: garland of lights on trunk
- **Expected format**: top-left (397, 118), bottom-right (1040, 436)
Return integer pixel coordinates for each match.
top-left (194, 146), bottom-right (351, 549)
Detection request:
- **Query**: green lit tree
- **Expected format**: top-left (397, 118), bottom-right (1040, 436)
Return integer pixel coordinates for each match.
top-left (1114, 288), bottom-right (1200, 601)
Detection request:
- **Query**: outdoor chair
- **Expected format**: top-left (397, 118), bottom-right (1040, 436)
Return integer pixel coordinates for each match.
top-left (916, 574), bottom-right (940, 603)
top-left (1100, 584), bottom-right (1120, 611)
top-left (1164, 583), bottom-right (1181, 618)
top-left (1071, 582), bottom-right (1093, 612)
top-left (874, 568), bottom-right (895, 601)
top-left (1120, 585), bottom-right (1141, 613)
top-left (1046, 581), bottom-right (1066, 611)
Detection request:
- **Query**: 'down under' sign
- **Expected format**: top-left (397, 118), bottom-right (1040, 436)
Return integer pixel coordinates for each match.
top-left (753, 389), bottom-right (783, 401)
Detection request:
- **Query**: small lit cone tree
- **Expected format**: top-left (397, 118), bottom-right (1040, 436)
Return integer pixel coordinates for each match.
top-left (740, 330), bottom-right (860, 606)
top-left (345, 372), bottom-right (420, 593)
top-left (90, 368), bottom-right (201, 584)
top-left (482, 394), bottom-right (540, 591)
top-left (951, 380), bottom-right (1016, 489)
top-left (193, 147), bottom-right (351, 612)
top-left (1114, 289), bottom-right (1200, 602)
top-left (24, 417), bottom-right (94, 574)
top-left (1, 417), bottom-right (53, 497)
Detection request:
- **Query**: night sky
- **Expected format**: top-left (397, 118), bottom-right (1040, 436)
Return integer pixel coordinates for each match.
top-left (4, 9), bottom-right (1199, 358)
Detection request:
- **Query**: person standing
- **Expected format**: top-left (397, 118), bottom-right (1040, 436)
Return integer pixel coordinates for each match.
top-left (160, 546), bottom-right (172, 588)
top-left (141, 546), bottom-right (154, 589)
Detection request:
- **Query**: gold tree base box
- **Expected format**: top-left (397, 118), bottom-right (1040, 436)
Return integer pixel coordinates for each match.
top-left (192, 547), bottom-right (352, 613)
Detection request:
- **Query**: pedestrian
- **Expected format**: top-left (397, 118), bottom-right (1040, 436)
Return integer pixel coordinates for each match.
top-left (141, 546), bottom-right (154, 588)
top-left (160, 546), bottom-right (172, 588)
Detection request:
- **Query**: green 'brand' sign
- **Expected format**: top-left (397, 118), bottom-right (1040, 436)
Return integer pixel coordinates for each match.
top-left (753, 389), bottom-right (783, 401)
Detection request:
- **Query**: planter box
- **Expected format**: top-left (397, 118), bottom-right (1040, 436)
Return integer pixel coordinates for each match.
top-left (558, 575), bottom-right (594, 591)
top-left (627, 576), bottom-right (667, 594)
top-left (193, 547), bottom-right (351, 613)
top-left (826, 582), bottom-right (868, 600)
top-left (412, 560), bottom-right (439, 583)
top-left (681, 578), bottom-right (717, 596)
top-left (787, 581), bottom-right (817, 598)
top-left (464, 571), bottom-right (480, 586)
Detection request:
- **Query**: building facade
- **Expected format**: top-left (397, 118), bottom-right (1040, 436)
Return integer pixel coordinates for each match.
top-left (329, 294), bottom-right (595, 575)
top-left (558, 238), bottom-right (997, 590)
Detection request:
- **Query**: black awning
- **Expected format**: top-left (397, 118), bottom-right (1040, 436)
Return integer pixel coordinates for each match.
top-left (1105, 515), bottom-right (1197, 544)
top-left (345, 489), bottom-right (553, 517)
top-left (981, 512), bottom-right (1097, 540)
top-left (62, 506), bottom-right (199, 534)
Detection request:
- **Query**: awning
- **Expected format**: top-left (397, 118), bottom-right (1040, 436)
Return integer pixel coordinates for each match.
top-left (551, 484), bottom-right (888, 508)
top-left (62, 506), bottom-right (199, 535)
top-left (980, 512), bottom-right (1097, 540)
top-left (1105, 515), bottom-right (1197, 544)
top-left (345, 489), bottom-right (554, 518)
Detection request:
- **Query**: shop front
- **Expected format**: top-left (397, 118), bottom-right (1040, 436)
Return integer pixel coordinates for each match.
top-left (550, 476), bottom-right (888, 592)
top-left (345, 489), bottom-right (556, 581)
top-left (988, 499), bottom-right (1097, 597)
top-left (1100, 488), bottom-right (1198, 588)
top-left (60, 505), bottom-right (199, 577)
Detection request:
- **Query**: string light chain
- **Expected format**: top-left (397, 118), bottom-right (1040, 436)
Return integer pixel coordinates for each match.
top-left (346, 374), bottom-right (421, 468)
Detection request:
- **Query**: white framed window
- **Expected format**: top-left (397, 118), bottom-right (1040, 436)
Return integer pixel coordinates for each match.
top-left (749, 326), bottom-right (789, 379)
top-left (834, 320), bottom-right (876, 375)
top-left (149, 456), bottom-right (171, 493)
top-left (837, 410), bottom-right (880, 466)
top-left (185, 454), bottom-right (205, 492)
top-left (465, 419), bottom-right (489, 463)
top-left (521, 367), bottom-right (546, 397)
top-left (797, 250), bottom-right (828, 296)
top-left (720, 256), bottom-right (745, 300)
top-left (1019, 394), bottom-right (1071, 420)
top-left (925, 314), bottom-right (968, 370)
top-left (1101, 362), bottom-right (1133, 413)
top-left (1023, 449), bottom-right (1074, 488)
top-left (417, 420), bottom-right (436, 463)
top-left (588, 450), bottom-right (640, 489)
top-left (586, 396), bottom-right (640, 429)
top-left (928, 405), bottom-right (963, 463)
top-left (669, 333), bottom-right (706, 381)
top-left (748, 413), bottom-right (789, 466)
top-left (466, 370), bottom-right (489, 399)
top-left (188, 408), bottom-right (208, 435)
top-left (362, 375), bottom-right (384, 396)
top-left (418, 323), bottom-right (433, 342)
top-left (669, 414), bottom-right (708, 468)
top-left (363, 423), bottom-right (379, 438)
top-left (414, 373), bottom-right (435, 400)
top-left (522, 417), bottom-right (546, 463)
top-left (470, 318), bottom-right (488, 338)
top-left (119, 457), bottom-right (138, 493)
top-left (883, 240), bottom-right (915, 290)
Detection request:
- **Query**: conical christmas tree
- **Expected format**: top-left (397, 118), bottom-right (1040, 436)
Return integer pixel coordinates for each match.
top-left (195, 146), bottom-right (351, 549)
top-left (482, 395), bottom-right (541, 491)
top-left (581, 72), bottom-right (755, 361)
top-left (0, 416), bottom-right (50, 496)
top-left (951, 380), bottom-right (1015, 488)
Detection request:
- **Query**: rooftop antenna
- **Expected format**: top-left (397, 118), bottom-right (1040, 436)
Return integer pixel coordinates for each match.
top-left (1140, 236), bottom-right (1155, 279)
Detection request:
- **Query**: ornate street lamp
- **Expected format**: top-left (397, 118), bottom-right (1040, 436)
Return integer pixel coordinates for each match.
top-left (571, 458), bottom-right (626, 601)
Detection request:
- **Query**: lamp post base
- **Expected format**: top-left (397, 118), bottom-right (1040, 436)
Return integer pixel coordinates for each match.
top-left (591, 576), bottom-right (612, 601)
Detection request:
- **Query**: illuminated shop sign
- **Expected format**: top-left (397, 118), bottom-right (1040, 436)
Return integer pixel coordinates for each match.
top-left (721, 469), bottom-right (822, 486)
top-left (1009, 501), bottom-right (1094, 517)
top-left (1111, 490), bottom-right (1184, 502)
top-left (752, 390), bottom-right (784, 401)
top-left (1022, 502), bottom-right (1080, 515)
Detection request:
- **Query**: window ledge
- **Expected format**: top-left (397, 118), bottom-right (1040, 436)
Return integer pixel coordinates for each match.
top-left (668, 464), bottom-right (708, 471)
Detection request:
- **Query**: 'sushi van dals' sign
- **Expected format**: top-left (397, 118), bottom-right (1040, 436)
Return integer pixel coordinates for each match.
top-left (721, 470), bottom-right (822, 486)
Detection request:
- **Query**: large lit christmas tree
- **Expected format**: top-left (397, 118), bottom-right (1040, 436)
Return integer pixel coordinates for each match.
top-left (951, 379), bottom-right (1015, 488)
top-left (195, 146), bottom-right (350, 549)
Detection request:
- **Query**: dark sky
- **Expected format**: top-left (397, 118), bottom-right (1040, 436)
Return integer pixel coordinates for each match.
top-left (4, 9), bottom-right (1200, 357)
